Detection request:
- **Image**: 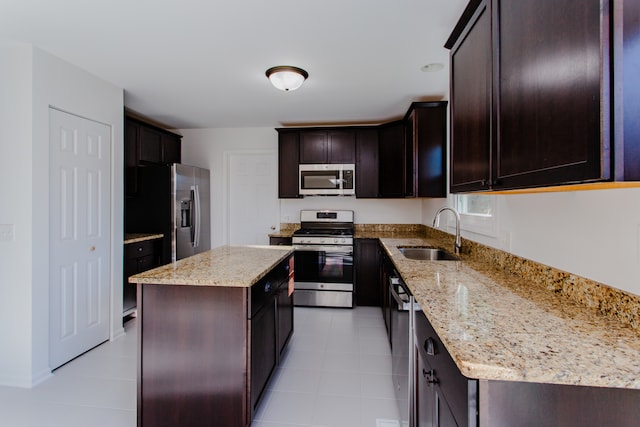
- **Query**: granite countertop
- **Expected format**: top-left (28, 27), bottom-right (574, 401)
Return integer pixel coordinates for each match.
top-left (128, 245), bottom-right (293, 287)
top-left (379, 237), bottom-right (640, 390)
top-left (124, 233), bottom-right (164, 244)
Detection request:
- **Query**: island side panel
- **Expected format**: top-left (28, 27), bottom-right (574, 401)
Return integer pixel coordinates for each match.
top-left (137, 283), bottom-right (248, 427)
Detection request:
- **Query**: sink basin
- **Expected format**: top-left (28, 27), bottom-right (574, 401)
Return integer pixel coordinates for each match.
top-left (398, 246), bottom-right (460, 261)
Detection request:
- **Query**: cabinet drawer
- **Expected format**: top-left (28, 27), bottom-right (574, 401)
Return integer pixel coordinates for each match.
top-left (125, 240), bottom-right (156, 259)
top-left (250, 276), bottom-right (277, 318)
top-left (415, 310), bottom-right (472, 426)
top-left (269, 236), bottom-right (292, 246)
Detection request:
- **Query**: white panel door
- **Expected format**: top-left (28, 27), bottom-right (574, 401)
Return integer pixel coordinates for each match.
top-left (49, 108), bottom-right (111, 369)
top-left (228, 152), bottom-right (279, 245)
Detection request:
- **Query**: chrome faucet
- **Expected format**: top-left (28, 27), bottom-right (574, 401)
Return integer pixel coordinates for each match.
top-left (432, 207), bottom-right (462, 255)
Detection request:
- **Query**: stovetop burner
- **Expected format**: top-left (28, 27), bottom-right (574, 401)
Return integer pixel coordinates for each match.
top-left (293, 210), bottom-right (355, 244)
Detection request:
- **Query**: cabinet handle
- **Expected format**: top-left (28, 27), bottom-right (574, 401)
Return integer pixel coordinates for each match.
top-left (425, 337), bottom-right (436, 356)
top-left (264, 282), bottom-right (272, 293)
top-left (137, 246), bottom-right (143, 252)
top-left (423, 368), bottom-right (438, 385)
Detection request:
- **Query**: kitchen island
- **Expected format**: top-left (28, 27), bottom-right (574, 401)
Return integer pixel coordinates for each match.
top-left (129, 245), bottom-right (294, 427)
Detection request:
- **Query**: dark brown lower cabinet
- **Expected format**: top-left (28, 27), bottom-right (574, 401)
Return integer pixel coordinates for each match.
top-left (123, 238), bottom-right (161, 315)
top-left (416, 354), bottom-right (459, 427)
top-left (276, 276), bottom-right (294, 356)
top-left (250, 296), bottom-right (276, 413)
top-left (137, 256), bottom-right (293, 427)
top-left (355, 239), bottom-right (382, 306)
top-left (269, 236), bottom-right (292, 246)
top-left (414, 309), bottom-right (640, 427)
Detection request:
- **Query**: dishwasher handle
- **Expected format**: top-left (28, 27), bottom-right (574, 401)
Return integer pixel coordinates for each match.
top-left (389, 280), bottom-right (411, 311)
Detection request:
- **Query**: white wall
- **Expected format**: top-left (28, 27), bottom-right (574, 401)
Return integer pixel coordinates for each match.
top-left (423, 188), bottom-right (640, 297)
top-left (281, 197), bottom-right (422, 224)
top-left (0, 41), bottom-right (34, 388)
top-left (179, 127), bottom-right (278, 248)
top-left (0, 43), bottom-right (124, 387)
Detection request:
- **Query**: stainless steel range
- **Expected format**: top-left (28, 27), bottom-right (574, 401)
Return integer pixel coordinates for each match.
top-left (292, 210), bottom-right (354, 308)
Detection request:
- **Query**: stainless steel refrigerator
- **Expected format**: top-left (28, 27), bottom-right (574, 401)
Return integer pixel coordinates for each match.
top-left (172, 164), bottom-right (211, 261)
top-left (125, 163), bottom-right (211, 264)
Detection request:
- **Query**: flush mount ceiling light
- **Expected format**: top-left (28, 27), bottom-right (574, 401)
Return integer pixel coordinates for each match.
top-left (265, 66), bottom-right (309, 91)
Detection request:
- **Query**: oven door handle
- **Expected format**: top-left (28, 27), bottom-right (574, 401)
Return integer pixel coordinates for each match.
top-left (293, 245), bottom-right (353, 253)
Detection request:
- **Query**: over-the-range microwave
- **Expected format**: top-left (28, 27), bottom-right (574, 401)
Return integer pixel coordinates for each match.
top-left (299, 164), bottom-right (355, 196)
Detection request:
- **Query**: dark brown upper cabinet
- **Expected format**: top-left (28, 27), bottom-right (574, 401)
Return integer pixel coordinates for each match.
top-left (125, 117), bottom-right (182, 166)
top-left (277, 130), bottom-right (301, 199)
top-left (124, 116), bottom-right (182, 197)
top-left (618, 0), bottom-right (640, 181)
top-left (378, 121), bottom-right (406, 198)
top-left (446, 0), bottom-right (492, 193)
top-left (355, 128), bottom-right (380, 198)
top-left (446, 0), bottom-right (640, 193)
top-left (405, 102), bottom-right (448, 198)
top-left (299, 129), bottom-right (356, 164)
top-left (277, 102), bottom-right (448, 199)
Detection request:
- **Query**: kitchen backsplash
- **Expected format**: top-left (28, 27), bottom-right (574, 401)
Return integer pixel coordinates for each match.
top-left (424, 226), bottom-right (640, 332)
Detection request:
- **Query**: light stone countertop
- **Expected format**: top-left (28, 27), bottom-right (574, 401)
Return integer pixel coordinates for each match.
top-left (379, 237), bottom-right (640, 390)
top-left (124, 233), bottom-right (164, 244)
top-left (128, 245), bottom-right (293, 287)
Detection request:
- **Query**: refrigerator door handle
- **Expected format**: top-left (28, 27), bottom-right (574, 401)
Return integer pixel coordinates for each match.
top-left (192, 185), bottom-right (201, 248)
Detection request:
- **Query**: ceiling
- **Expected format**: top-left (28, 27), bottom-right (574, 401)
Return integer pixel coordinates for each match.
top-left (1, 0), bottom-right (468, 129)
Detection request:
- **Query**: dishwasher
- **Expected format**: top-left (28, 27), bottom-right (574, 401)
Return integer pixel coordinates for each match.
top-left (389, 273), bottom-right (421, 427)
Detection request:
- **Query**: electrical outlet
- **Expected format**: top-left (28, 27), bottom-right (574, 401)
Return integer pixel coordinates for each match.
top-left (0, 224), bottom-right (15, 242)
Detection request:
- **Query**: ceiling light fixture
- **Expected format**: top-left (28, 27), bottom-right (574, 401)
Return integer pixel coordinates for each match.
top-left (265, 66), bottom-right (309, 91)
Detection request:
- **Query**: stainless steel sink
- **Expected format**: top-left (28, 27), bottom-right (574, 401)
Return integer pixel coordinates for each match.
top-left (398, 246), bottom-right (460, 261)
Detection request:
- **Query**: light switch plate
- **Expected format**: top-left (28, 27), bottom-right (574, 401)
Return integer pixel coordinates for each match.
top-left (0, 224), bottom-right (15, 242)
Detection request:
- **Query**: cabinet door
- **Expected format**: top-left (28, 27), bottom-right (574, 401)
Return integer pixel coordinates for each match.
top-left (277, 280), bottom-right (293, 356)
top-left (379, 121), bottom-right (406, 198)
top-left (416, 349), bottom-right (436, 427)
top-left (619, 0), bottom-right (640, 181)
top-left (123, 257), bottom-right (139, 313)
top-left (494, 0), bottom-right (606, 188)
top-left (449, 0), bottom-right (492, 193)
top-left (251, 299), bottom-right (277, 413)
top-left (355, 239), bottom-right (381, 306)
top-left (278, 131), bottom-right (301, 198)
top-left (435, 388), bottom-right (459, 427)
top-left (139, 126), bottom-right (163, 164)
top-left (299, 131), bottom-right (328, 163)
top-left (125, 119), bottom-right (140, 196)
top-left (162, 133), bottom-right (181, 164)
top-left (415, 104), bottom-right (448, 198)
top-left (355, 128), bottom-right (379, 197)
top-left (328, 130), bottom-right (356, 163)
top-left (405, 111), bottom-right (416, 197)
